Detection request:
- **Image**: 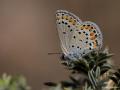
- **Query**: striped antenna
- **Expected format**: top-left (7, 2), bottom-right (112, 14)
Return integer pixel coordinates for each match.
top-left (48, 52), bottom-right (62, 55)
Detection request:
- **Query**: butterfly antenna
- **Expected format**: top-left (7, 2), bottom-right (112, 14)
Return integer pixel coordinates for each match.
top-left (48, 52), bottom-right (62, 55)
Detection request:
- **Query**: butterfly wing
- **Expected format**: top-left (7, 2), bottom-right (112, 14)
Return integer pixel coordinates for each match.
top-left (56, 10), bottom-right (82, 58)
top-left (56, 10), bottom-right (103, 60)
top-left (69, 21), bottom-right (103, 59)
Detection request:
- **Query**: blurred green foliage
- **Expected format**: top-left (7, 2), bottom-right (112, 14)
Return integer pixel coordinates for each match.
top-left (0, 74), bottom-right (30, 90)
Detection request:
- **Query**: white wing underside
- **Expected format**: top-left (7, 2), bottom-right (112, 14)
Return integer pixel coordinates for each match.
top-left (56, 10), bottom-right (103, 60)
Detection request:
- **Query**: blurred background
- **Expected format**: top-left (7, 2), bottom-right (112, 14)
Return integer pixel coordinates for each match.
top-left (0, 0), bottom-right (120, 90)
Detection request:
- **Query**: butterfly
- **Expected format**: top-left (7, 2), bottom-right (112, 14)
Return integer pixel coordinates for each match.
top-left (56, 10), bottom-right (103, 60)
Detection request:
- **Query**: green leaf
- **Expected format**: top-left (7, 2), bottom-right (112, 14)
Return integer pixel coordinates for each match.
top-left (88, 70), bottom-right (97, 89)
top-left (95, 67), bottom-right (100, 78)
top-left (71, 60), bottom-right (89, 74)
top-left (0, 74), bottom-right (30, 90)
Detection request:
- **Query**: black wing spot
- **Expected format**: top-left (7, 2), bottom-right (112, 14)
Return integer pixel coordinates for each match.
top-left (65, 22), bottom-right (68, 25)
top-left (83, 52), bottom-right (85, 54)
top-left (70, 29), bottom-right (73, 32)
top-left (79, 39), bottom-right (82, 41)
top-left (85, 41), bottom-right (88, 43)
top-left (62, 21), bottom-right (64, 24)
top-left (83, 25), bottom-right (85, 27)
top-left (77, 46), bottom-right (79, 48)
top-left (85, 33), bottom-right (88, 36)
top-left (63, 32), bottom-right (66, 34)
top-left (87, 24), bottom-right (90, 26)
top-left (66, 17), bottom-right (68, 20)
top-left (56, 14), bottom-right (59, 16)
top-left (95, 40), bottom-right (98, 43)
top-left (78, 32), bottom-right (81, 34)
top-left (93, 30), bottom-right (96, 33)
top-left (95, 34), bottom-right (97, 37)
top-left (89, 47), bottom-right (92, 50)
top-left (91, 27), bottom-right (93, 29)
top-left (68, 25), bottom-right (70, 28)
top-left (89, 43), bottom-right (92, 46)
top-left (83, 31), bottom-right (85, 33)
top-left (73, 36), bottom-right (76, 39)
top-left (72, 45), bottom-right (74, 47)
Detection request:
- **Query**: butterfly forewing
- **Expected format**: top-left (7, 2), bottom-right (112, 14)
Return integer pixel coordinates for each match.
top-left (56, 10), bottom-right (82, 57)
